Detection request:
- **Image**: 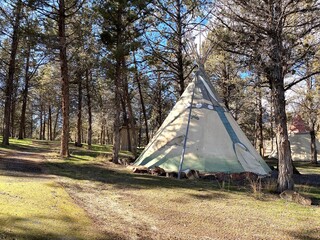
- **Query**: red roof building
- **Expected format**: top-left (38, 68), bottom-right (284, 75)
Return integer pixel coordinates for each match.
top-left (289, 115), bottom-right (309, 134)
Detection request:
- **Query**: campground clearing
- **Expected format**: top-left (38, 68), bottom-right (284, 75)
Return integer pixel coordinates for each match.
top-left (0, 138), bottom-right (319, 240)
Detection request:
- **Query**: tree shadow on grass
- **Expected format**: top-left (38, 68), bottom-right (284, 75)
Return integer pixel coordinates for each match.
top-left (44, 160), bottom-right (216, 191)
top-left (188, 191), bottom-right (227, 201)
top-left (0, 214), bottom-right (122, 240)
top-left (0, 142), bottom-right (50, 153)
top-left (287, 228), bottom-right (320, 240)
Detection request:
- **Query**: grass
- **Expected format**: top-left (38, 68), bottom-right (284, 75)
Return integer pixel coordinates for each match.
top-left (295, 161), bottom-right (320, 175)
top-left (0, 138), bottom-right (320, 239)
top-left (0, 138), bottom-right (103, 239)
top-left (0, 176), bottom-right (100, 240)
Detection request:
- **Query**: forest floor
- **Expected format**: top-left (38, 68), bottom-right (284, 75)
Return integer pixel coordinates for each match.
top-left (0, 138), bottom-right (320, 240)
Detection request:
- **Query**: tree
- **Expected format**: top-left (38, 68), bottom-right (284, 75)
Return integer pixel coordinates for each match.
top-left (35, 0), bottom-right (85, 157)
top-left (1, 0), bottom-right (23, 145)
top-left (18, 16), bottom-right (47, 139)
top-left (146, 0), bottom-right (209, 96)
top-left (97, 0), bottom-right (151, 163)
top-left (211, 0), bottom-right (320, 192)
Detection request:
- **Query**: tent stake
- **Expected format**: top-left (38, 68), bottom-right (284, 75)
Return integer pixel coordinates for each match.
top-left (178, 72), bottom-right (198, 179)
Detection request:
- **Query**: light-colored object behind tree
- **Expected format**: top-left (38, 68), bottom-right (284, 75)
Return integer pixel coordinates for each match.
top-left (265, 115), bottom-right (320, 161)
top-left (290, 133), bottom-right (319, 161)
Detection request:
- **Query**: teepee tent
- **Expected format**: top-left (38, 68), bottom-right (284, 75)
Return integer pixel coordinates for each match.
top-left (134, 65), bottom-right (271, 176)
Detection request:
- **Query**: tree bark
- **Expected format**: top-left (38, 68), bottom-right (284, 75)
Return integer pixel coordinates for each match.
top-left (48, 105), bottom-right (52, 140)
top-left (2, 0), bottom-right (22, 145)
top-left (120, 95), bottom-right (131, 151)
top-left (310, 129), bottom-right (318, 164)
top-left (100, 118), bottom-right (106, 145)
top-left (257, 88), bottom-right (264, 156)
top-left (18, 43), bottom-right (31, 139)
top-left (268, 2), bottom-right (293, 192)
top-left (271, 81), bottom-right (293, 192)
top-left (270, 93), bottom-right (275, 152)
top-left (176, 0), bottom-right (184, 96)
top-left (11, 95), bottom-right (16, 138)
top-left (85, 69), bottom-right (92, 147)
top-left (75, 72), bottom-right (82, 147)
top-left (134, 53), bottom-right (149, 144)
top-left (124, 74), bottom-right (137, 157)
top-left (39, 106), bottom-right (43, 140)
top-left (58, 0), bottom-right (70, 157)
top-left (156, 73), bottom-right (163, 127)
top-left (112, 58), bottom-right (122, 163)
top-left (53, 108), bottom-right (60, 140)
top-left (42, 107), bottom-right (46, 140)
top-left (112, 8), bottom-right (124, 164)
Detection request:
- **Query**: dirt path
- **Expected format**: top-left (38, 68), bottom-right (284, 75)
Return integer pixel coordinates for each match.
top-left (0, 146), bottom-right (161, 240)
top-left (0, 150), bottom-right (46, 176)
top-left (0, 147), bottom-right (103, 240)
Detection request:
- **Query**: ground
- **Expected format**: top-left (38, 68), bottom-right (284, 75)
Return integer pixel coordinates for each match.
top-left (0, 139), bottom-right (319, 240)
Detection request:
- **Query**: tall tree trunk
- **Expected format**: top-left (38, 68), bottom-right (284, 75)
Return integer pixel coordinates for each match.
top-left (269, 2), bottom-right (293, 192)
top-left (18, 44), bottom-right (31, 139)
top-left (42, 108), bottom-right (46, 140)
top-left (270, 93), bottom-right (275, 152)
top-left (53, 108), bottom-right (60, 140)
top-left (59, 0), bottom-right (70, 157)
top-left (2, 0), bottom-right (22, 145)
top-left (112, 8), bottom-right (126, 164)
top-left (221, 63), bottom-right (230, 110)
top-left (133, 53), bottom-right (149, 143)
top-left (270, 78), bottom-right (294, 192)
top-left (100, 118), bottom-right (106, 145)
top-left (48, 105), bottom-right (52, 140)
top-left (11, 98), bottom-right (16, 138)
top-left (138, 113), bottom-right (142, 147)
top-left (258, 88), bottom-right (264, 156)
top-left (176, 0), bottom-right (184, 96)
top-left (156, 73), bottom-right (163, 127)
top-left (121, 96), bottom-right (131, 151)
top-left (112, 61), bottom-right (122, 164)
top-left (76, 73), bottom-right (82, 147)
top-left (310, 128), bottom-right (318, 164)
top-left (39, 106), bottom-right (43, 140)
top-left (306, 78), bottom-right (318, 164)
top-left (30, 114), bottom-right (33, 138)
top-left (107, 128), bottom-right (110, 144)
top-left (124, 75), bottom-right (137, 157)
top-left (85, 69), bottom-right (92, 147)
top-left (82, 128), bottom-right (85, 143)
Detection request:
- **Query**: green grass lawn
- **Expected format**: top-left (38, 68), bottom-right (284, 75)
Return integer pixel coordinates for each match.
top-left (0, 138), bottom-right (103, 239)
top-left (0, 175), bottom-right (101, 240)
top-left (1, 137), bottom-right (320, 239)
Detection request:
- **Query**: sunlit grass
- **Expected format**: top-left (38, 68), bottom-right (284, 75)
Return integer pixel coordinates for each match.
top-left (0, 137), bottom-right (34, 151)
top-left (295, 161), bottom-right (320, 174)
top-left (0, 175), bottom-right (102, 239)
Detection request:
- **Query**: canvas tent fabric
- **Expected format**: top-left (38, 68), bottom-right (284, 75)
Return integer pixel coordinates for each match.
top-left (134, 66), bottom-right (271, 176)
top-left (289, 133), bottom-right (320, 161)
top-left (266, 116), bottom-right (320, 161)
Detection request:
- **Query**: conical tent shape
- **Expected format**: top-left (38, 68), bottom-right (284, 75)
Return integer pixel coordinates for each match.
top-left (134, 66), bottom-right (271, 175)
